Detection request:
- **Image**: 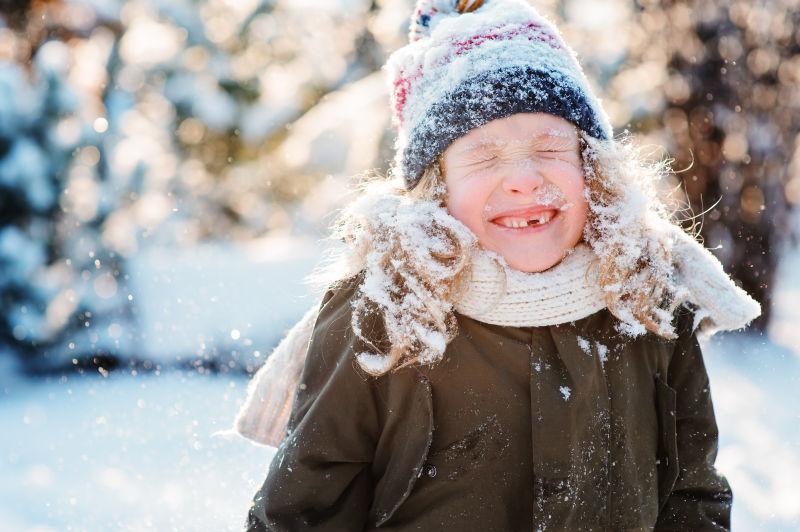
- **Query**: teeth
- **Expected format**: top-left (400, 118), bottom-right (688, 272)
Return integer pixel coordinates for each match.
top-left (530, 211), bottom-right (554, 225)
top-left (496, 217), bottom-right (528, 228)
top-left (496, 211), bottom-right (556, 228)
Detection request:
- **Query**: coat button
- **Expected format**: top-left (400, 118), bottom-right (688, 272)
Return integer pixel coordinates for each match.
top-left (424, 464), bottom-right (437, 478)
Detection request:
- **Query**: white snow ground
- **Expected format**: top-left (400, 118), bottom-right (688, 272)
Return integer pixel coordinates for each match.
top-left (1, 236), bottom-right (799, 531)
top-left (0, 371), bottom-right (272, 531)
top-left (126, 234), bottom-right (323, 364)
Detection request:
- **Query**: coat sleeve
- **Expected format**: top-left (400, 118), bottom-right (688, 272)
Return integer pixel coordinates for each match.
top-left (245, 278), bottom-right (380, 531)
top-left (655, 308), bottom-right (733, 531)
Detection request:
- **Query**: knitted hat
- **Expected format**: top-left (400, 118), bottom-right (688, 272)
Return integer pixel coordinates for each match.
top-left (386, 0), bottom-right (614, 189)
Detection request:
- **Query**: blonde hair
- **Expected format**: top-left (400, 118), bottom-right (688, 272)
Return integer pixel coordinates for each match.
top-left (580, 133), bottom-right (683, 339)
top-left (316, 132), bottom-right (687, 376)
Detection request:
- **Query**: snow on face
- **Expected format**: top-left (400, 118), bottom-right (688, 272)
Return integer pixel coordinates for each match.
top-left (442, 112), bottom-right (588, 272)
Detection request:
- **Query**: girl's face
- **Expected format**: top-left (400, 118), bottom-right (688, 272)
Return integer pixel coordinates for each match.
top-left (441, 112), bottom-right (589, 273)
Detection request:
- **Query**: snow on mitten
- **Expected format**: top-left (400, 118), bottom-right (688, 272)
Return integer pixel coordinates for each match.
top-left (666, 222), bottom-right (761, 335)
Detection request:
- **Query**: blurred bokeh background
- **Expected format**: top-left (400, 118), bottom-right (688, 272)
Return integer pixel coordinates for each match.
top-left (0, 0), bottom-right (798, 530)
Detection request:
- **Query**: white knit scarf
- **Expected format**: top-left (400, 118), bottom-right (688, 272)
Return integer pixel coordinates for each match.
top-left (454, 242), bottom-right (605, 326)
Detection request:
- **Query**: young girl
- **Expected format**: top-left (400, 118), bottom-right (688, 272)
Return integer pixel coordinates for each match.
top-left (234, 0), bottom-right (761, 529)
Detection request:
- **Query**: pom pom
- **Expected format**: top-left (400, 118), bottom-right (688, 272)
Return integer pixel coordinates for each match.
top-left (457, 0), bottom-right (484, 13)
top-left (409, 0), bottom-right (487, 41)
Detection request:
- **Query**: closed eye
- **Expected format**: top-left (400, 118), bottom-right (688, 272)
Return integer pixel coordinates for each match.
top-left (467, 155), bottom-right (498, 166)
top-left (537, 146), bottom-right (578, 157)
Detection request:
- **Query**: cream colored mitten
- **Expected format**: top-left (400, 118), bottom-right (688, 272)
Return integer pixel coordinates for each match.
top-left (666, 221), bottom-right (762, 336)
top-left (232, 304), bottom-right (318, 447)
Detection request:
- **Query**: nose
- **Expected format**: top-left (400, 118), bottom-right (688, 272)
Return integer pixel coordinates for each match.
top-left (500, 163), bottom-right (545, 196)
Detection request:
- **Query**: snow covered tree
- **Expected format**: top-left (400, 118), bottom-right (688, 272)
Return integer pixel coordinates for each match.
top-left (0, 0), bottom-right (404, 372)
top-left (0, 6), bottom-right (137, 372)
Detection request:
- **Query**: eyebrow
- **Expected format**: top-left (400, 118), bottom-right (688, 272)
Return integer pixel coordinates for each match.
top-left (458, 130), bottom-right (576, 154)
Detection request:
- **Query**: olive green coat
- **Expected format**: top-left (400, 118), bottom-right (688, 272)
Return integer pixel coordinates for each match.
top-left (246, 278), bottom-right (731, 531)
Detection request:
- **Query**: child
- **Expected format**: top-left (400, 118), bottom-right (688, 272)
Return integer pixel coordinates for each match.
top-left (235, 0), bottom-right (761, 529)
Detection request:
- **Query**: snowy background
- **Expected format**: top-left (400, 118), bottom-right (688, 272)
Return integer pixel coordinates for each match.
top-left (1, 0), bottom-right (799, 530)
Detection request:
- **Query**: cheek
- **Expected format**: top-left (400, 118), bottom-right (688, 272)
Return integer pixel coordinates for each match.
top-left (444, 178), bottom-right (492, 231)
top-left (571, 199), bottom-right (589, 230)
top-left (547, 168), bottom-right (588, 223)
top-left (563, 178), bottom-right (589, 227)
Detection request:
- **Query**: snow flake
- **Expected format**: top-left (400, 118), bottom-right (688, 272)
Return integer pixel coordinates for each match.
top-left (559, 385), bottom-right (571, 401)
top-left (576, 336), bottom-right (591, 355)
top-left (595, 342), bottom-right (608, 366)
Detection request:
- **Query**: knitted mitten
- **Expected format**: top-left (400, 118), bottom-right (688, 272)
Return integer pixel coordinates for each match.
top-left (232, 305), bottom-right (317, 447)
top-left (666, 221), bottom-right (762, 336)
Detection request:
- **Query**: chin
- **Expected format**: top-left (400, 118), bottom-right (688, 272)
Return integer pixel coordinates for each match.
top-left (478, 221), bottom-right (583, 273)
top-left (504, 254), bottom-right (560, 273)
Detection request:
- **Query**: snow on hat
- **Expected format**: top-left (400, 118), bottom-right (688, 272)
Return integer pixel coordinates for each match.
top-left (386, 0), bottom-right (614, 189)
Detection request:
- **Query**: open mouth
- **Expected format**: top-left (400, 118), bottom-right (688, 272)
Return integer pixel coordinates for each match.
top-left (491, 209), bottom-right (559, 230)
